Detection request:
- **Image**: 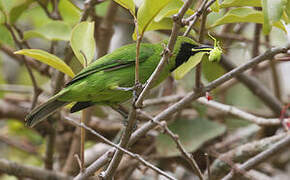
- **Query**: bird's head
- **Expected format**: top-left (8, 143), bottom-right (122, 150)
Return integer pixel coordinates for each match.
top-left (170, 36), bottom-right (213, 71)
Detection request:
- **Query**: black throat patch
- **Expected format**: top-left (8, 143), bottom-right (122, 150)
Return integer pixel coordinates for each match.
top-left (170, 42), bottom-right (198, 72)
top-left (170, 42), bottom-right (213, 72)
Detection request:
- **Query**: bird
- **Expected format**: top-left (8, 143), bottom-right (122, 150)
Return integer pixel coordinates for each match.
top-left (25, 36), bottom-right (213, 127)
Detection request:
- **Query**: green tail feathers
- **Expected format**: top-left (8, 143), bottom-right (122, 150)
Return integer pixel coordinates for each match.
top-left (25, 91), bottom-right (69, 127)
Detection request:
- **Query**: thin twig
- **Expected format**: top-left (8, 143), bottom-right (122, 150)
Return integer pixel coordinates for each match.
top-left (195, 9), bottom-right (208, 90)
top-left (96, 0), bottom-right (118, 57)
top-left (265, 35), bottom-right (282, 100)
top-left (220, 56), bottom-right (288, 116)
top-left (197, 97), bottom-right (281, 126)
top-left (221, 134), bottom-right (290, 180)
top-left (4, 23), bottom-right (42, 110)
top-left (139, 110), bottom-right (204, 179)
top-left (183, 0), bottom-right (209, 36)
top-left (63, 116), bottom-right (177, 180)
top-left (205, 153), bottom-right (210, 180)
top-left (208, 133), bottom-right (288, 179)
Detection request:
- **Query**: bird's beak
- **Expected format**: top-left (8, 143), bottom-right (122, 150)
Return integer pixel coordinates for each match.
top-left (192, 45), bottom-right (214, 52)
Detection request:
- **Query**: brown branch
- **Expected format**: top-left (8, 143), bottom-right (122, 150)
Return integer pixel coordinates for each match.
top-left (183, 0), bottom-right (209, 36)
top-left (207, 133), bottom-right (288, 179)
top-left (265, 35), bottom-right (282, 101)
top-left (63, 117), bottom-right (176, 180)
top-left (0, 134), bottom-right (39, 156)
top-left (0, 158), bottom-right (72, 180)
top-left (36, 0), bottom-right (62, 20)
top-left (0, 45), bottom-right (50, 77)
top-left (197, 97), bottom-right (281, 126)
top-left (96, 0), bottom-right (119, 57)
top-left (221, 134), bottom-right (290, 180)
top-left (4, 23), bottom-right (42, 110)
top-left (213, 33), bottom-right (270, 46)
top-left (195, 10), bottom-right (208, 90)
top-left (151, 117), bottom-right (204, 179)
top-left (220, 56), bottom-right (288, 116)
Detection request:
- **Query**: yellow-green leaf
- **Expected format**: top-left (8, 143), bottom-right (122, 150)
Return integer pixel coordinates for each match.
top-left (210, 0), bottom-right (220, 13)
top-left (14, 49), bottom-right (75, 77)
top-left (154, 0), bottom-right (194, 22)
top-left (172, 51), bottom-right (207, 80)
top-left (70, 22), bottom-right (96, 66)
top-left (209, 7), bottom-right (286, 32)
top-left (59, 0), bottom-right (81, 26)
top-left (135, 0), bottom-right (171, 38)
top-left (24, 21), bottom-right (71, 41)
top-left (114, 0), bottom-right (135, 16)
top-left (286, 0), bottom-right (290, 18)
top-left (220, 0), bottom-right (261, 8)
top-left (262, 0), bottom-right (286, 34)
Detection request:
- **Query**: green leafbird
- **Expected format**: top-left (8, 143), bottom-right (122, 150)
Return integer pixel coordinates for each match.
top-left (26, 36), bottom-right (213, 127)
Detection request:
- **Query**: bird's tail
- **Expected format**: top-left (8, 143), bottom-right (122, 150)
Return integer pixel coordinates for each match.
top-left (25, 91), bottom-right (69, 127)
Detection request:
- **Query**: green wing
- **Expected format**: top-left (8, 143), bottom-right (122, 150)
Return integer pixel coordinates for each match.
top-left (66, 43), bottom-right (155, 86)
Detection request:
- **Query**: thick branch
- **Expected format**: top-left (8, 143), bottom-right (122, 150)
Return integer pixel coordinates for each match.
top-left (220, 56), bottom-right (287, 116)
top-left (0, 158), bottom-right (72, 180)
top-left (222, 134), bottom-right (290, 180)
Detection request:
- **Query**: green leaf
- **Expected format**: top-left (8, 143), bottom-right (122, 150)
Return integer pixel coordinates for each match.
top-left (202, 57), bottom-right (225, 82)
top-left (23, 21), bottom-right (71, 41)
top-left (0, 25), bottom-right (14, 46)
top-left (18, 5), bottom-right (52, 28)
top-left (172, 52), bottom-right (207, 80)
top-left (220, 0), bottom-right (261, 8)
top-left (9, 0), bottom-right (32, 23)
top-left (59, 0), bottom-right (81, 26)
top-left (0, 10), bottom-right (5, 24)
top-left (114, 0), bottom-right (135, 16)
top-left (156, 118), bottom-right (226, 157)
top-left (286, 0), bottom-right (290, 18)
top-left (210, 8), bottom-right (263, 27)
top-left (262, 0), bottom-right (286, 34)
top-left (209, 7), bottom-right (286, 32)
top-left (70, 22), bottom-right (96, 66)
top-left (210, 0), bottom-right (220, 13)
top-left (136, 0), bottom-right (171, 37)
top-left (14, 49), bottom-right (75, 77)
top-left (145, 18), bottom-right (173, 32)
top-left (154, 0), bottom-right (194, 22)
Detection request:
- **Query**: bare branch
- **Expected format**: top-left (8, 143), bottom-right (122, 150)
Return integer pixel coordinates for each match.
top-left (63, 117), bottom-right (176, 180)
top-left (207, 133), bottom-right (288, 179)
top-left (0, 158), bottom-right (72, 180)
top-left (197, 97), bottom-right (281, 126)
top-left (221, 134), bottom-right (290, 180)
